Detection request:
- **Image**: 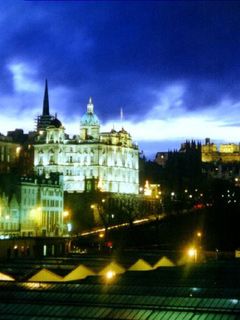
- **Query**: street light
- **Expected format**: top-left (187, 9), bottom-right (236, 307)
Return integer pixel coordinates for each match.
top-left (63, 210), bottom-right (69, 218)
top-left (105, 270), bottom-right (115, 280)
top-left (99, 232), bottom-right (104, 239)
top-left (188, 247), bottom-right (197, 263)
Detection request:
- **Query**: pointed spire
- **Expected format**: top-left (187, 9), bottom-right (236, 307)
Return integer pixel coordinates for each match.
top-left (43, 79), bottom-right (50, 116)
top-left (87, 97), bottom-right (94, 114)
top-left (120, 107), bottom-right (123, 121)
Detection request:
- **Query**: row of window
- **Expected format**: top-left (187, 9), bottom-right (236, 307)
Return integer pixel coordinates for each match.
top-left (23, 188), bottom-right (62, 197)
top-left (0, 222), bottom-right (19, 230)
top-left (42, 199), bottom-right (62, 207)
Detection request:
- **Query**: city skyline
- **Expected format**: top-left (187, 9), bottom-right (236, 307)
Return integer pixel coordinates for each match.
top-left (1, 1), bottom-right (240, 157)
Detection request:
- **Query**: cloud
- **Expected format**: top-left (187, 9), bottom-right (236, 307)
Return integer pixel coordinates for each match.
top-left (1, 1), bottom-right (240, 157)
top-left (98, 87), bottom-right (240, 148)
top-left (8, 62), bottom-right (40, 93)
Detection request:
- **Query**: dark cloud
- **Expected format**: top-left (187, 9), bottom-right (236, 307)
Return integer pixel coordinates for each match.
top-left (1, 1), bottom-right (240, 124)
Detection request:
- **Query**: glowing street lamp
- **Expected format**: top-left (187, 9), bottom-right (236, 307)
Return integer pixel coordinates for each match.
top-left (99, 232), bottom-right (104, 239)
top-left (188, 247), bottom-right (197, 262)
top-left (16, 146), bottom-right (21, 157)
top-left (105, 270), bottom-right (116, 281)
top-left (63, 210), bottom-right (69, 218)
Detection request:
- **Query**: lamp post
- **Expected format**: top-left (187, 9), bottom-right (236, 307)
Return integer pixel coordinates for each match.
top-left (196, 231), bottom-right (202, 249)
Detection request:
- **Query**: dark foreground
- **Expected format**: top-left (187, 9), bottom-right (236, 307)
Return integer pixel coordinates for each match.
top-left (0, 254), bottom-right (240, 320)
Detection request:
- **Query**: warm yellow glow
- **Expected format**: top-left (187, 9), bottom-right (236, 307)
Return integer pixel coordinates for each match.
top-left (63, 211), bottom-right (69, 218)
top-left (30, 209), bottom-right (35, 219)
top-left (101, 199), bottom-right (105, 203)
top-left (188, 248), bottom-right (197, 257)
top-left (133, 218), bottom-right (149, 225)
top-left (98, 178), bottom-right (103, 191)
top-left (105, 270), bottom-right (115, 280)
top-left (16, 146), bottom-right (21, 156)
top-left (197, 232), bottom-right (202, 238)
top-left (14, 245), bottom-right (18, 250)
top-left (99, 232), bottom-right (104, 238)
top-left (5, 215), bottom-right (10, 220)
top-left (144, 180), bottom-right (152, 196)
top-left (29, 207), bottom-right (42, 226)
top-left (90, 204), bottom-right (95, 209)
top-left (0, 272), bottom-right (14, 281)
top-left (21, 282), bottom-right (50, 290)
top-left (81, 217), bottom-right (161, 237)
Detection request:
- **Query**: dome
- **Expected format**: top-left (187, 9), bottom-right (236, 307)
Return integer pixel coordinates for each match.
top-left (49, 117), bottom-right (62, 128)
top-left (80, 112), bottom-right (100, 126)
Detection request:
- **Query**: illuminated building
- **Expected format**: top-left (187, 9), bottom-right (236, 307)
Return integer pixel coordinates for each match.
top-left (143, 181), bottom-right (161, 199)
top-left (34, 83), bottom-right (139, 194)
top-left (1, 174), bottom-right (64, 238)
top-left (202, 138), bottom-right (240, 163)
top-left (0, 193), bottom-right (20, 237)
top-left (19, 174), bottom-right (64, 237)
top-left (0, 134), bottom-right (20, 173)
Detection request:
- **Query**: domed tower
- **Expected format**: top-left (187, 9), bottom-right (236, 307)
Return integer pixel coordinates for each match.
top-left (46, 116), bottom-right (65, 144)
top-left (80, 98), bottom-right (100, 141)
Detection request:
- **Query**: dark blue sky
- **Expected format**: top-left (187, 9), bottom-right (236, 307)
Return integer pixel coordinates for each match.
top-left (1, 1), bottom-right (240, 157)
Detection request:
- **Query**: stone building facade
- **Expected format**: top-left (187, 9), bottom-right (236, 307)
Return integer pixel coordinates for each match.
top-left (34, 87), bottom-right (139, 194)
top-left (0, 175), bottom-right (64, 238)
top-left (20, 174), bottom-right (64, 237)
top-left (0, 193), bottom-right (20, 237)
top-left (202, 138), bottom-right (240, 163)
top-left (0, 134), bottom-right (20, 173)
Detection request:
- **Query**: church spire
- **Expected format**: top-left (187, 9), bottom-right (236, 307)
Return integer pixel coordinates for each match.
top-left (42, 79), bottom-right (50, 116)
top-left (87, 97), bottom-right (94, 114)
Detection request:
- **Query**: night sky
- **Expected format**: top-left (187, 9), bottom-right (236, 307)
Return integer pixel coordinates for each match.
top-left (1, 1), bottom-right (240, 157)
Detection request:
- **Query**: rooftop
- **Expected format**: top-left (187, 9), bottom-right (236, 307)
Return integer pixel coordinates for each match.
top-left (0, 254), bottom-right (240, 319)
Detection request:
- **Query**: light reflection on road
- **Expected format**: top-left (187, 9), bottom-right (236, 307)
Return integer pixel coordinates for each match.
top-left (80, 214), bottom-right (166, 237)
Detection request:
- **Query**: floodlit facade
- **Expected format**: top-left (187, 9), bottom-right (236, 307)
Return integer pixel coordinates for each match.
top-left (0, 176), bottom-right (64, 238)
top-left (20, 175), bottom-right (64, 237)
top-left (34, 83), bottom-right (139, 194)
top-left (0, 193), bottom-right (20, 237)
top-left (202, 138), bottom-right (240, 163)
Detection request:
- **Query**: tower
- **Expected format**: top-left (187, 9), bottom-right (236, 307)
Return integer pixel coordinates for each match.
top-left (36, 80), bottom-right (53, 132)
top-left (80, 98), bottom-right (100, 141)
